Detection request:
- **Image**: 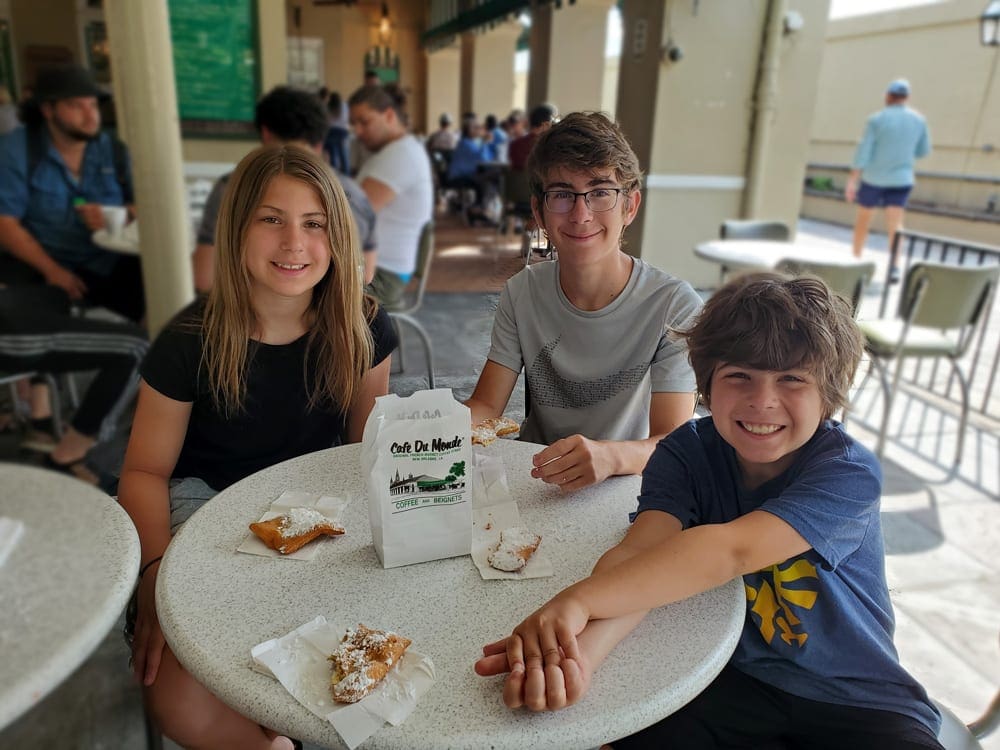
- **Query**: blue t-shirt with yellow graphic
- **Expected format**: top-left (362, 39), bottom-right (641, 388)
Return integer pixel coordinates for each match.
top-left (637, 417), bottom-right (940, 735)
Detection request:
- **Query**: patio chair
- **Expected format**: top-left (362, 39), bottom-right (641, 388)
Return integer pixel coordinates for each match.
top-left (719, 219), bottom-right (790, 241)
top-left (849, 261), bottom-right (999, 470)
top-left (389, 221), bottom-right (436, 388)
top-left (777, 258), bottom-right (876, 316)
top-left (0, 370), bottom-right (65, 437)
top-left (936, 699), bottom-right (986, 749)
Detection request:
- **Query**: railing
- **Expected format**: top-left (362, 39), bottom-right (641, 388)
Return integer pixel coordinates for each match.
top-left (879, 230), bottom-right (1000, 422)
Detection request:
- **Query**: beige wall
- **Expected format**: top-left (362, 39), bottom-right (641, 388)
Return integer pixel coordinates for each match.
top-left (622, 0), bottom-right (830, 288)
top-left (468, 20), bottom-right (520, 121)
top-left (10, 0), bottom-right (79, 81)
top-left (426, 43), bottom-right (460, 131)
top-left (807, 0), bottom-right (1000, 239)
top-left (284, 0), bottom-right (427, 132)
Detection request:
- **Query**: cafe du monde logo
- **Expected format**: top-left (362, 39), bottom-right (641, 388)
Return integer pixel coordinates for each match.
top-left (388, 460), bottom-right (466, 497)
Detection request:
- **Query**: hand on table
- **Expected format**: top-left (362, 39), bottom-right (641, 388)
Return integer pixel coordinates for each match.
top-left (44, 264), bottom-right (87, 300)
top-left (474, 595), bottom-right (593, 711)
top-left (531, 435), bottom-right (615, 492)
top-left (132, 563), bottom-right (167, 687)
top-left (74, 202), bottom-right (105, 232)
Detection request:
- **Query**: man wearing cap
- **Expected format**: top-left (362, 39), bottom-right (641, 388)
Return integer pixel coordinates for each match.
top-left (845, 79), bottom-right (931, 279)
top-left (0, 64), bottom-right (143, 321)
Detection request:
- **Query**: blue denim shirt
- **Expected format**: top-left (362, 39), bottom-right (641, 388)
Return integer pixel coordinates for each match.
top-left (0, 126), bottom-right (130, 275)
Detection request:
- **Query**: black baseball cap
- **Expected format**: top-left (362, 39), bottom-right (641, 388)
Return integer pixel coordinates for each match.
top-left (33, 65), bottom-right (106, 102)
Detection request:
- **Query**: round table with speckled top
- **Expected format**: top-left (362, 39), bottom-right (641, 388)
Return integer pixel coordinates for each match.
top-left (156, 440), bottom-right (744, 749)
top-left (0, 463), bottom-right (140, 729)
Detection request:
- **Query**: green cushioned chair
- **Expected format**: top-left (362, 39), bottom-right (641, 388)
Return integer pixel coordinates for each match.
top-left (777, 258), bottom-right (876, 317)
top-left (850, 261), bottom-right (999, 470)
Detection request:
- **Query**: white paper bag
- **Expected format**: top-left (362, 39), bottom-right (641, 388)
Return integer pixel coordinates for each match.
top-left (361, 389), bottom-right (473, 568)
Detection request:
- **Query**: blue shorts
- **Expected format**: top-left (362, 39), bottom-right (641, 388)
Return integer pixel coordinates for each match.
top-left (857, 182), bottom-right (912, 208)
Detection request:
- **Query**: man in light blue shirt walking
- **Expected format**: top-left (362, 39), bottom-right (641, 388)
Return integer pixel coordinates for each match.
top-left (845, 79), bottom-right (930, 279)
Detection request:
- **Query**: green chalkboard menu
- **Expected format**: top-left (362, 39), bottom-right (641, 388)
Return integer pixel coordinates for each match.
top-left (168, 0), bottom-right (259, 136)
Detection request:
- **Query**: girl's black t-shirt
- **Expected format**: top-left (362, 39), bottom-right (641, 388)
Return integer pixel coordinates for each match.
top-left (141, 300), bottom-right (397, 490)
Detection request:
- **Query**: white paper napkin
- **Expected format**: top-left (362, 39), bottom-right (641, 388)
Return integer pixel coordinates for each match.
top-left (0, 516), bottom-right (25, 569)
top-left (251, 616), bottom-right (435, 750)
top-left (472, 450), bottom-right (512, 507)
top-left (471, 502), bottom-right (553, 580)
top-left (237, 490), bottom-right (350, 560)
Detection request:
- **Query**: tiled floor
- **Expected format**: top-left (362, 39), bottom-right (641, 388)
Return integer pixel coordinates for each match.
top-left (1, 213), bottom-right (996, 748)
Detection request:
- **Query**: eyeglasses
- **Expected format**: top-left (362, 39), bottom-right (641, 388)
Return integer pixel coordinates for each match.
top-left (542, 187), bottom-right (624, 214)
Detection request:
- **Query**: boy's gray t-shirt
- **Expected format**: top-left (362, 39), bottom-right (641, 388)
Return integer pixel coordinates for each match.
top-left (488, 258), bottom-right (701, 445)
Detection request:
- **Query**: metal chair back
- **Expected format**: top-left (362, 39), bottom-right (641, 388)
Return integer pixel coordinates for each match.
top-left (899, 263), bottom-right (998, 351)
top-left (777, 258), bottom-right (876, 316)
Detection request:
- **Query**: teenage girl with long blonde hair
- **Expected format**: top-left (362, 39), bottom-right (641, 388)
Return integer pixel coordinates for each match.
top-left (118, 144), bottom-right (397, 750)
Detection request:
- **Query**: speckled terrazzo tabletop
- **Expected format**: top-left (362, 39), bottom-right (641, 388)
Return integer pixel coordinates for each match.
top-left (0, 463), bottom-right (140, 729)
top-left (156, 441), bottom-right (744, 749)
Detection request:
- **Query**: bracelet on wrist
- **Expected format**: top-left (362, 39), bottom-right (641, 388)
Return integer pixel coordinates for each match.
top-left (139, 556), bottom-right (163, 579)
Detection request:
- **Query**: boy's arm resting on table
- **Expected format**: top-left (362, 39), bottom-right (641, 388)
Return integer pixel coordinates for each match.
top-left (347, 356), bottom-right (391, 442)
top-left (117, 380), bottom-right (192, 686)
top-left (0, 215), bottom-right (87, 298)
top-left (531, 391), bottom-right (696, 492)
top-left (504, 509), bottom-right (810, 705)
top-left (476, 510), bottom-right (683, 711)
top-left (464, 359), bottom-right (519, 424)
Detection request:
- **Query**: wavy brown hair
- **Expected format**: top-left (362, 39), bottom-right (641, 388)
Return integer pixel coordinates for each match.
top-left (527, 111), bottom-right (642, 200)
top-left (680, 272), bottom-right (864, 419)
top-left (204, 144), bottom-right (375, 416)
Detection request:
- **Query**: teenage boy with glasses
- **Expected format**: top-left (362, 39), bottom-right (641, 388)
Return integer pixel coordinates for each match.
top-left (465, 111), bottom-right (702, 492)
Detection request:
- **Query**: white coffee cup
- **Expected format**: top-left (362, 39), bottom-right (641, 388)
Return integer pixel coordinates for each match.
top-left (101, 205), bottom-right (128, 238)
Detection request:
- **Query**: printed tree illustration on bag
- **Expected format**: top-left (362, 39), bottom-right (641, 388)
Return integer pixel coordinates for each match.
top-left (389, 460), bottom-right (467, 496)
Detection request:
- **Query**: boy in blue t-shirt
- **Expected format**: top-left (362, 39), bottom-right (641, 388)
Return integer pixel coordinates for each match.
top-left (475, 272), bottom-right (943, 749)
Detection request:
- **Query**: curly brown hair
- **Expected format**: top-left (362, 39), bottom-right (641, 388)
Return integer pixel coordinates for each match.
top-left (680, 272), bottom-right (864, 418)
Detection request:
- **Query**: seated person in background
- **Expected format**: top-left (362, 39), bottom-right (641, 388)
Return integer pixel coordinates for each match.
top-left (427, 112), bottom-right (459, 152)
top-left (0, 65), bottom-right (143, 322)
top-left (447, 117), bottom-right (500, 225)
top-left (348, 83), bottom-right (433, 309)
top-left (484, 113), bottom-right (508, 162)
top-left (476, 272), bottom-right (944, 750)
top-left (194, 85), bottom-right (377, 293)
top-left (323, 90), bottom-right (351, 175)
top-left (119, 145), bottom-right (396, 750)
top-left (506, 109), bottom-right (528, 141)
top-left (508, 102), bottom-right (557, 171)
top-left (465, 112), bottom-right (702, 492)
top-left (0, 282), bottom-right (147, 481)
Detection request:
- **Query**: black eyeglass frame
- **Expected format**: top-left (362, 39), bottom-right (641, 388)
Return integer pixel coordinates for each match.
top-left (541, 187), bottom-right (626, 214)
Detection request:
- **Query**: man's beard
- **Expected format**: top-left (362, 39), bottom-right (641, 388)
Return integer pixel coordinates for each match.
top-left (51, 115), bottom-right (99, 142)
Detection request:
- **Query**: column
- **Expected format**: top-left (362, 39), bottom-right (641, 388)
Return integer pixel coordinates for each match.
top-left (103, 0), bottom-right (192, 334)
top-left (468, 19), bottom-right (520, 118)
top-left (543, 0), bottom-right (616, 114)
top-left (426, 42), bottom-right (460, 132)
top-left (616, 0), bottom-right (828, 287)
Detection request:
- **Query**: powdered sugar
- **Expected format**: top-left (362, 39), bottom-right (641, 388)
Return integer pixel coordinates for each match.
top-left (280, 507), bottom-right (329, 537)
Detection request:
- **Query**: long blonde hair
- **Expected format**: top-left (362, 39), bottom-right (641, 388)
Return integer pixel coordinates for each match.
top-left (204, 144), bottom-right (375, 416)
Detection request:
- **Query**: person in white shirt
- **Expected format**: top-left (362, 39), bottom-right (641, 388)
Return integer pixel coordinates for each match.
top-left (348, 84), bottom-right (434, 308)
